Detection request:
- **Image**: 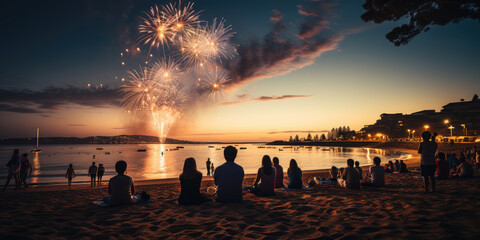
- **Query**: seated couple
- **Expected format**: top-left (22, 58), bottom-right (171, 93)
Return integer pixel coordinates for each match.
top-left (250, 157), bottom-right (303, 196)
top-left (105, 160), bottom-right (150, 206)
top-left (338, 157), bottom-right (385, 189)
top-left (179, 146), bottom-right (244, 205)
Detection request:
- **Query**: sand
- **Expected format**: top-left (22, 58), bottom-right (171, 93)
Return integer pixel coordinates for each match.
top-left (1, 146), bottom-right (480, 239)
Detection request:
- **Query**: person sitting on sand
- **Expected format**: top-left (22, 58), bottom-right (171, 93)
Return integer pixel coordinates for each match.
top-left (339, 159), bottom-right (360, 189)
top-left (252, 155), bottom-right (276, 196)
top-left (384, 163), bottom-right (393, 173)
top-left (65, 164), bottom-right (76, 186)
top-left (272, 157), bottom-right (284, 188)
top-left (97, 164), bottom-right (105, 186)
top-left (394, 160), bottom-right (401, 172)
top-left (287, 159), bottom-right (303, 189)
top-left (89, 162), bottom-right (98, 187)
top-left (3, 149), bottom-right (21, 192)
top-left (453, 157), bottom-right (473, 178)
top-left (399, 160), bottom-right (408, 173)
top-left (354, 161), bottom-right (363, 179)
top-left (418, 131), bottom-right (438, 192)
top-left (388, 161), bottom-right (395, 173)
top-left (363, 157), bottom-right (385, 187)
top-left (107, 160), bottom-right (135, 206)
top-left (178, 158), bottom-right (210, 205)
top-left (19, 153), bottom-right (32, 188)
top-left (435, 152), bottom-right (449, 180)
top-left (330, 166), bottom-right (338, 181)
top-left (448, 154), bottom-right (459, 172)
top-left (214, 146), bottom-right (244, 203)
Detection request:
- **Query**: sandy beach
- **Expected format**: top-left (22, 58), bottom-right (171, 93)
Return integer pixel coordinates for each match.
top-left (1, 145), bottom-right (480, 239)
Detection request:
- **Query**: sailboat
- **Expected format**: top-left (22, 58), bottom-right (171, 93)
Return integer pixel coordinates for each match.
top-left (31, 128), bottom-right (42, 153)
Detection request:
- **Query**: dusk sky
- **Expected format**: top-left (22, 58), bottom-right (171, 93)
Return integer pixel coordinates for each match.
top-left (1, 0), bottom-right (479, 142)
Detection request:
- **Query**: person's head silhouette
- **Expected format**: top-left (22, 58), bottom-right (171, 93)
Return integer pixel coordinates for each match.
top-left (224, 146), bottom-right (238, 162)
top-left (373, 157), bottom-right (381, 166)
top-left (272, 157), bottom-right (279, 166)
top-left (347, 159), bottom-right (354, 167)
top-left (115, 160), bottom-right (127, 175)
top-left (13, 149), bottom-right (19, 155)
top-left (421, 131), bottom-right (431, 141)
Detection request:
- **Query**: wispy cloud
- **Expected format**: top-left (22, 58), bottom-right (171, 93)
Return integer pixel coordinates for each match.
top-left (221, 94), bottom-right (313, 105)
top-left (68, 124), bottom-right (86, 127)
top-left (0, 86), bottom-right (120, 113)
top-left (224, 0), bottom-right (355, 88)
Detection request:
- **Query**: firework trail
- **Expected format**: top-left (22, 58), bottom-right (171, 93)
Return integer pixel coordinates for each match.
top-left (120, 1), bottom-right (237, 142)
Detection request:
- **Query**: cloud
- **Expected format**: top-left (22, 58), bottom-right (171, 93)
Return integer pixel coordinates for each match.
top-left (68, 124), bottom-right (86, 127)
top-left (221, 94), bottom-right (313, 105)
top-left (0, 86), bottom-right (121, 113)
top-left (270, 9), bottom-right (283, 22)
top-left (0, 103), bottom-right (43, 113)
top-left (224, 0), bottom-right (350, 88)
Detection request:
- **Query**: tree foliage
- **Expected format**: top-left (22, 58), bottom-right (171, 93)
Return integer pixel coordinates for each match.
top-left (361, 0), bottom-right (480, 46)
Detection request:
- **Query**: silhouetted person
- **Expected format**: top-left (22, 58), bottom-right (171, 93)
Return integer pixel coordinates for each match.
top-left (436, 152), bottom-right (449, 179)
top-left (3, 149), bottom-right (21, 192)
top-left (394, 160), bottom-right (400, 172)
top-left (65, 164), bottom-right (76, 186)
top-left (454, 157), bottom-right (473, 178)
top-left (272, 157), bottom-right (284, 188)
top-left (108, 160), bottom-right (135, 206)
top-left (363, 157), bottom-right (385, 187)
top-left (211, 163), bottom-right (215, 175)
top-left (89, 162), bottom-right (98, 187)
top-left (97, 164), bottom-right (105, 186)
top-left (418, 131), bottom-right (438, 192)
top-left (287, 159), bottom-right (302, 189)
top-left (19, 153), bottom-right (32, 188)
top-left (252, 155), bottom-right (276, 196)
top-left (214, 146), bottom-right (244, 203)
top-left (330, 166), bottom-right (338, 180)
top-left (354, 161), bottom-right (363, 178)
top-left (340, 159), bottom-right (361, 189)
top-left (399, 160), bottom-right (408, 173)
top-left (206, 158), bottom-right (211, 176)
top-left (178, 158), bottom-right (209, 205)
top-left (388, 161), bottom-right (395, 173)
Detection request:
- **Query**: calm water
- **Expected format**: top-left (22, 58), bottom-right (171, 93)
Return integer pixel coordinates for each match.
top-left (0, 144), bottom-right (411, 185)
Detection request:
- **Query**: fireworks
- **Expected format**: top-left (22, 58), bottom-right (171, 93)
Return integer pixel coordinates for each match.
top-left (121, 1), bottom-right (237, 143)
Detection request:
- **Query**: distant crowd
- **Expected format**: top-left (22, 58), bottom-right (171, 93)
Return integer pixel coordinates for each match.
top-left (3, 131), bottom-right (479, 206)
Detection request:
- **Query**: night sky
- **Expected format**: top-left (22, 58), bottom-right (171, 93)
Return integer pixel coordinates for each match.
top-left (1, 0), bottom-right (479, 141)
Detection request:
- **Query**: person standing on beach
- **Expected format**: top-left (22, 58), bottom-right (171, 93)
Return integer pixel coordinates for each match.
top-left (206, 158), bottom-right (211, 176)
top-left (65, 164), bottom-right (76, 186)
top-left (97, 164), bottom-right (105, 186)
top-left (214, 146), bottom-right (244, 203)
top-left (89, 162), bottom-right (98, 187)
top-left (211, 163), bottom-right (215, 175)
top-left (3, 149), bottom-right (21, 192)
top-left (272, 157), bottom-right (284, 188)
top-left (418, 131), bottom-right (438, 192)
top-left (19, 153), bottom-right (32, 188)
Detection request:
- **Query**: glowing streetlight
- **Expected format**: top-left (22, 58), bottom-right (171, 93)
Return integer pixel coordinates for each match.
top-left (443, 119), bottom-right (449, 124)
top-left (412, 130), bottom-right (415, 139)
top-left (407, 129), bottom-right (411, 138)
top-left (461, 124), bottom-right (467, 136)
top-left (424, 125), bottom-right (430, 131)
top-left (448, 125), bottom-right (455, 137)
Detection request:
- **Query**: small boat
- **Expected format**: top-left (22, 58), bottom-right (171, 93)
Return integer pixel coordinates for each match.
top-left (240, 147), bottom-right (247, 150)
top-left (208, 146), bottom-right (215, 148)
top-left (105, 152), bottom-right (111, 155)
top-left (137, 149), bottom-right (147, 152)
top-left (216, 148), bottom-right (221, 150)
top-left (96, 147), bottom-right (104, 150)
top-left (31, 128), bottom-right (42, 153)
top-left (279, 149), bottom-right (283, 151)
top-left (257, 146), bottom-right (265, 148)
top-left (176, 146), bottom-right (184, 149)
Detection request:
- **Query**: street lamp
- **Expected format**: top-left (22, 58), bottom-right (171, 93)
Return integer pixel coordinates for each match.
top-left (424, 125), bottom-right (430, 131)
top-left (444, 119), bottom-right (450, 124)
top-left (407, 129), bottom-right (411, 139)
top-left (461, 124), bottom-right (467, 136)
top-left (448, 125), bottom-right (455, 137)
top-left (412, 130), bottom-right (415, 139)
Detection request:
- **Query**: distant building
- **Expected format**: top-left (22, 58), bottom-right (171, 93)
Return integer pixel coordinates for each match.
top-left (360, 95), bottom-right (480, 138)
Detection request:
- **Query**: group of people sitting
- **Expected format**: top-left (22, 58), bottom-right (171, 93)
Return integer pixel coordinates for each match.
top-left (328, 157), bottom-right (386, 190)
top-left (3, 149), bottom-right (32, 191)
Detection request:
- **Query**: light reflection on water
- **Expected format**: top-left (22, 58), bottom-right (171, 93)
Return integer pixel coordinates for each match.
top-left (0, 144), bottom-right (410, 185)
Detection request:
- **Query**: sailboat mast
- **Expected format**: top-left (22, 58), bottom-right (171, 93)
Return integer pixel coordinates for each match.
top-left (36, 128), bottom-right (39, 148)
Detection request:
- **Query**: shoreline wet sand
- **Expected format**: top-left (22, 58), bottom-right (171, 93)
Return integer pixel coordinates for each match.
top-left (1, 146), bottom-right (480, 239)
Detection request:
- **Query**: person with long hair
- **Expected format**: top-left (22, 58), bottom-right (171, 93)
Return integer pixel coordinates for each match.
top-left (252, 155), bottom-right (276, 196)
top-left (178, 157), bottom-right (209, 205)
top-left (287, 159), bottom-right (303, 189)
